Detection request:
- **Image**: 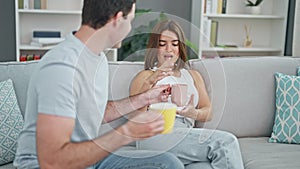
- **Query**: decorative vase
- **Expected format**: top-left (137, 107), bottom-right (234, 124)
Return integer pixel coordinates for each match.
top-left (248, 6), bottom-right (261, 15)
top-left (244, 25), bottom-right (252, 48)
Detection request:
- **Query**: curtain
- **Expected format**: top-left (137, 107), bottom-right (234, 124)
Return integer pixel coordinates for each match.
top-left (293, 0), bottom-right (300, 56)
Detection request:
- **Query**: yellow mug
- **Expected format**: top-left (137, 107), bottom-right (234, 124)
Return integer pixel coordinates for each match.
top-left (149, 102), bottom-right (177, 134)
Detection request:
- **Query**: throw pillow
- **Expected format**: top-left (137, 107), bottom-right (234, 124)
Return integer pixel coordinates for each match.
top-left (0, 79), bottom-right (24, 165)
top-left (269, 73), bottom-right (300, 144)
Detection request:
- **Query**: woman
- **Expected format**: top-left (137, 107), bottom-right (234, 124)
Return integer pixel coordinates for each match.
top-left (130, 20), bottom-right (244, 169)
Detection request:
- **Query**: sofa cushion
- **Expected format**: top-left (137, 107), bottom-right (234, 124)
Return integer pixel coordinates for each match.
top-left (269, 73), bottom-right (300, 144)
top-left (239, 137), bottom-right (300, 169)
top-left (0, 61), bottom-right (39, 117)
top-left (0, 79), bottom-right (24, 165)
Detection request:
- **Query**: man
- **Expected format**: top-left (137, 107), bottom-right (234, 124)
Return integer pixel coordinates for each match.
top-left (14, 0), bottom-right (184, 168)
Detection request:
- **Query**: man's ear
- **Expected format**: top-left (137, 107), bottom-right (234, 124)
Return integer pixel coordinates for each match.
top-left (112, 11), bottom-right (123, 26)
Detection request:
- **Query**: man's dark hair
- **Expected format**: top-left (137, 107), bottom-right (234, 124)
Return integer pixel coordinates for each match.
top-left (82, 0), bottom-right (136, 29)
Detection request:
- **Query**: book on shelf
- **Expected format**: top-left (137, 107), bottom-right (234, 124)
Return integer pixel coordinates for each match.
top-left (205, 0), bottom-right (226, 14)
top-left (30, 38), bottom-right (65, 47)
top-left (27, 54), bottom-right (34, 61)
top-left (210, 20), bottom-right (218, 47)
top-left (23, 0), bottom-right (29, 9)
top-left (33, 54), bottom-right (41, 60)
top-left (203, 0), bottom-right (206, 14)
top-left (222, 0), bottom-right (227, 14)
top-left (41, 0), bottom-right (47, 9)
top-left (20, 0), bottom-right (47, 9)
top-left (217, 0), bottom-right (223, 14)
top-left (31, 30), bottom-right (64, 47)
top-left (201, 18), bottom-right (212, 49)
top-left (18, 0), bottom-right (24, 9)
top-left (205, 0), bottom-right (212, 14)
top-left (211, 0), bottom-right (218, 14)
top-left (30, 41), bottom-right (56, 47)
top-left (29, 0), bottom-right (34, 9)
top-left (20, 54), bottom-right (42, 62)
top-left (33, 31), bottom-right (61, 38)
top-left (20, 54), bottom-right (27, 62)
top-left (31, 37), bottom-right (65, 44)
top-left (34, 0), bottom-right (41, 9)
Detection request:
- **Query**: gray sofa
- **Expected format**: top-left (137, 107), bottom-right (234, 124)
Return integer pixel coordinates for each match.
top-left (1, 56), bottom-right (300, 169)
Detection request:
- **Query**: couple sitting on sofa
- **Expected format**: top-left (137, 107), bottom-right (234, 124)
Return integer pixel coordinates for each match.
top-left (14, 0), bottom-right (243, 167)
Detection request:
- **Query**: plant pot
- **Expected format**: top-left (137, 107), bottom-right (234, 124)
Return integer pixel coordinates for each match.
top-left (247, 6), bottom-right (261, 15)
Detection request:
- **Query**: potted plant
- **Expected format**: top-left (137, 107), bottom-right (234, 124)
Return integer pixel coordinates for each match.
top-left (245, 0), bottom-right (263, 15)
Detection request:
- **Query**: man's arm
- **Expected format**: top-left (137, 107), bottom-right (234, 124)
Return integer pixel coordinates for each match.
top-left (37, 111), bottom-right (164, 169)
top-left (103, 84), bottom-right (170, 123)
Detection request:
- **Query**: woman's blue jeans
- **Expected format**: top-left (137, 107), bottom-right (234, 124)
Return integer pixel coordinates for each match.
top-left (136, 118), bottom-right (244, 169)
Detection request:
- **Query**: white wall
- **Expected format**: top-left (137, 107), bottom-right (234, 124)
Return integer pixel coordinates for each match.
top-left (134, 0), bottom-right (193, 40)
top-left (136, 0), bottom-right (191, 22)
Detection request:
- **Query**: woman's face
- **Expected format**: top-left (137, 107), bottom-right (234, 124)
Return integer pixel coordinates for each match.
top-left (157, 30), bottom-right (180, 66)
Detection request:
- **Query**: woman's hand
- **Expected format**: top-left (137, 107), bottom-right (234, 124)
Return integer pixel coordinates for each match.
top-left (147, 60), bottom-right (174, 86)
top-left (177, 94), bottom-right (212, 122)
top-left (177, 94), bottom-right (197, 119)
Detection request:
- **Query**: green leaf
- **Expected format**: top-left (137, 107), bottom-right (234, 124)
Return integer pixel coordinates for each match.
top-left (245, 0), bottom-right (263, 6)
top-left (185, 40), bottom-right (199, 54)
top-left (255, 0), bottom-right (263, 6)
top-left (245, 0), bottom-right (255, 6)
top-left (135, 9), bottom-right (151, 16)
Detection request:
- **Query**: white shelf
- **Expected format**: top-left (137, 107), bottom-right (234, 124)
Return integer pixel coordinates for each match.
top-left (15, 0), bottom-right (119, 62)
top-left (190, 0), bottom-right (289, 58)
top-left (20, 44), bottom-right (55, 50)
top-left (20, 44), bottom-right (118, 61)
top-left (204, 14), bottom-right (284, 20)
top-left (18, 9), bottom-right (82, 15)
top-left (15, 0), bottom-right (84, 61)
top-left (203, 47), bottom-right (281, 53)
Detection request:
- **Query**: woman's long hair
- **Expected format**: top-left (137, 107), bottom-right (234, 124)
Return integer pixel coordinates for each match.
top-left (144, 20), bottom-right (190, 70)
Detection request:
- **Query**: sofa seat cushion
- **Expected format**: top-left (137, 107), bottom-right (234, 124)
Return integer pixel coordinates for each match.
top-left (239, 137), bottom-right (300, 169)
top-left (0, 163), bottom-right (14, 169)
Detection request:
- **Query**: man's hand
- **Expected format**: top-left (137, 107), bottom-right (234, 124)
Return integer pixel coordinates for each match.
top-left (119, 110), bottom-right (164, 140)
top-left (144, 84), bottom-right (171, 105)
